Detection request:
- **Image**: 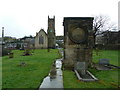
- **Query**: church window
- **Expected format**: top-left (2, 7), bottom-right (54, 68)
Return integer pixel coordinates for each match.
top-left (39, 35), bottom-right (44, 44)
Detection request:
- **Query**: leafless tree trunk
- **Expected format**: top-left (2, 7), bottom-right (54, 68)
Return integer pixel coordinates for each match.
top-left (93, 15), bottom-right (117, 48)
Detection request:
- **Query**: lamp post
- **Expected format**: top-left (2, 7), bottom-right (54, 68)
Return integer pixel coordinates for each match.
top-left (2, 27), bottom-right (4, 43)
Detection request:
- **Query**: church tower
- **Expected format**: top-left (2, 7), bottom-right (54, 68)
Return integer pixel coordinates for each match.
top-left (47, 16), bottom-right (56, 49)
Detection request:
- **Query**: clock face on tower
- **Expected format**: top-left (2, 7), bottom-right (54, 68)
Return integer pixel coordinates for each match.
top-left (69, 27), bottom-right (86, 43)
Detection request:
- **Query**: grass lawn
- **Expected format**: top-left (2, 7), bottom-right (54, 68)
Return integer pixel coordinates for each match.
top-left (63, 50), bottom-right (119, 88)
top-left (0, 57), bottom-right (2, 90)
top-left (2, 49), bottom-right (60, 88)
top-left (93, 50), bottom-right (119, 66)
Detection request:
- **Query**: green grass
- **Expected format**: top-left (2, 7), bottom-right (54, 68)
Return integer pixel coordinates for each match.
top-left (63, 70), bottom-right (119, 88)
top-left (2, 49), bottom-right (60, 88)
top-left (63, 50), bottom-right (119, 88)
top-left (93, 50), bottom-right (119, 66)
top-left (0, 57), bottom-right (2, 90)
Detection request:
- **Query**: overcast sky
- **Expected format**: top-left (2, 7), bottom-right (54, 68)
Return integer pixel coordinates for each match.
top-left (0, 0), bottom-right (119, 38)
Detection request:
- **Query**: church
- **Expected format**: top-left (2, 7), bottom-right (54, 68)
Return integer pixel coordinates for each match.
top-left (35, 16), bottom-right (56, 49)
top-left (35, 29), bottom-right (48, 49)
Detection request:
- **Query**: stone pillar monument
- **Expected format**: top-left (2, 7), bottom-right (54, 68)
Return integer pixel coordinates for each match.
top-left (63, 17), bottom-right (94, 70)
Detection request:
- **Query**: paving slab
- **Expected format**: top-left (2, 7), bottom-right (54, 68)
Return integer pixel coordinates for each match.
top-left (39, 59), bottom-right (63, 89)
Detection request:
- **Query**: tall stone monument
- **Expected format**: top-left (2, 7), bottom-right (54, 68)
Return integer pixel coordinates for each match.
top-left (63, 17), bottom-right (94, 69)
top-left (47, 16), bottom-right (56, 49)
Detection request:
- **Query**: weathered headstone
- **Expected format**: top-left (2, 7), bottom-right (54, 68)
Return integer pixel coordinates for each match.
top-left (23, 49), bottom-right (31, 56)
top-left (8, 52), bottom-right (14, 58)
top-left (19, 62), bottom-right (26, 67)
top-left (50, 62), bottom-right (56, 80)
top-left (99, 59), bottom-right (109, 65)
top-left (75, 62), bottom-right (87, 75)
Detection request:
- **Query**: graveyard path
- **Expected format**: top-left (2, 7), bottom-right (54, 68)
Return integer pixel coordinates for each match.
top-left (39, 48), bottom-right (64, 89)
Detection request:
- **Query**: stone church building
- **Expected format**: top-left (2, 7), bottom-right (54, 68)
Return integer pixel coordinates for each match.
top-left (35, 16), bottom-right (56, 49)
top-left (35, 29), bottom-right (48, 49)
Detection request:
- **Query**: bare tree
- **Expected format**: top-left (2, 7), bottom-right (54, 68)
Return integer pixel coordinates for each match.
top-left (93, 15), bottom-right (117, 47)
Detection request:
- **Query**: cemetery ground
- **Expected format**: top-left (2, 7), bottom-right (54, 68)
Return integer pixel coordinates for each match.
top-left (2, 49), bottom-right (61, 88)
top-left (63, 50), bottom-right (120, 88)
top-left (2, 49), bottom-right (119, 88)
top-left (0, 57), bottom-right (2, 90)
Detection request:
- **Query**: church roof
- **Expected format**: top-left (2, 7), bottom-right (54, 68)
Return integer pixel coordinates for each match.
top-left (36, 29), bottom-right (47, 37)
top-left (39, 29), bottom-right (47, 35)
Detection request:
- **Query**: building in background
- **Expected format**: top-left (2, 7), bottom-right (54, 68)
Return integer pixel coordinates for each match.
top-left (56, 36), bottom-right (64, 48)
top-left (35, 29), bottom-right (48, 49)
top-left (96, 31), bottom-right (120, 45)
top-left (95, 30), bottom-right (120, 50)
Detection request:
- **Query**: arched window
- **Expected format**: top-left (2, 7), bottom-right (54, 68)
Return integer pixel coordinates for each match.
top-left (39, 35), bottom-right (44, 44)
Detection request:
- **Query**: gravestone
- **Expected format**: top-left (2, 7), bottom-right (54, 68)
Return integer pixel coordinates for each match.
top-left (99, 59), bottom-right (109, 65)
top-left (25, 49), bottom-right (30, 55)
top-left (8, 52), bottom-right (14, 58)
top-left (75, 62), bottom-right (87, 75)
top-left (63, 17), bottom-right (98, 81)
top-left (50, 61), bottom-right (56, 79)
top-left (19, 62), bottom-right (26, 67)
top-left (95, 59), bottom-right (111, 70)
